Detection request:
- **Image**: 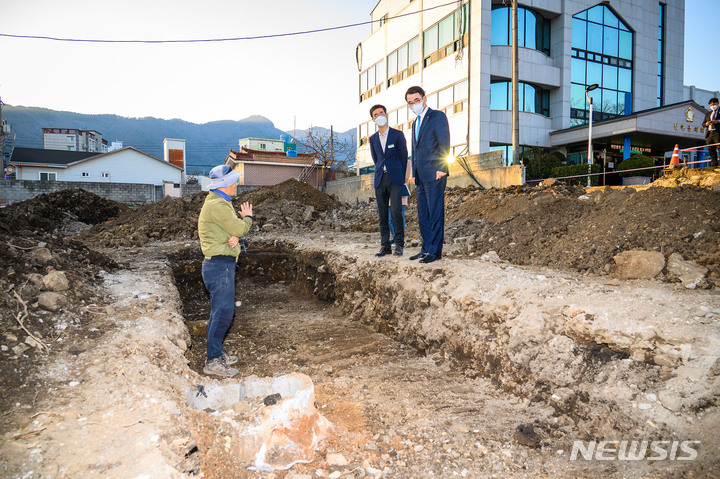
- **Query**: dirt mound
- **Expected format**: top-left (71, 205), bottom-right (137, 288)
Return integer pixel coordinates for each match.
top-left (1, 188), bottom-right (122, 233)
top-left (444, 180), bottom-right (720, 283)
top-left (80, 181), bottom-right (347, 247)
top-left (0, 190), bottom-right (119, 421)
top-left (237, 179), bottom-right (339, 212)
top-left (78, 191), bottom-right (208, 247)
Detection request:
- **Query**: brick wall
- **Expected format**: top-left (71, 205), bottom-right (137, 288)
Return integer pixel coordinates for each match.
top-left (0, 179), bottom-right (204, 205)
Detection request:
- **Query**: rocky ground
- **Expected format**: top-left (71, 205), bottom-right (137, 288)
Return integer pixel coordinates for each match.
top-left (1, 171), bottom-right (719, 478)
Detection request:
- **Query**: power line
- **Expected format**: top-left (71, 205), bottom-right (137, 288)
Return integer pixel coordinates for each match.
top-left (0, 1), bottom-right (459, 44)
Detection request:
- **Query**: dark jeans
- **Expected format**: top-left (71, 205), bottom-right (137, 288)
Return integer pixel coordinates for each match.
top-left (707, 130), bottom-right (720, 166)
top-left (202, 256), bottom-right (236, 360)
top-left (416, 175), bottom-right (447, 257)
top-left (375, 173), bottom-right (404, 248)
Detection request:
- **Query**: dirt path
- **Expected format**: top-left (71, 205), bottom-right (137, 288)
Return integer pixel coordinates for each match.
top-left (2, 234), bottom-right (718, 478)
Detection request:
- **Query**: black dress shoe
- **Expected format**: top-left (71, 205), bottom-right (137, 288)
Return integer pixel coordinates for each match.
top-left (409, 252), bottom-right (427, 261)
top-left (393, 246), bottom-right (403, 256)
top-left (419, 254), bottom-right (438, 264)
top-left (375, 248), bottom-right (392, 257)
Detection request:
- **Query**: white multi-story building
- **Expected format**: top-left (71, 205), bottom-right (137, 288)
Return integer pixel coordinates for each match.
top-left (43, 128), bottom-right (108, 153)
top-left (356, 0), bottom-right (718, 173)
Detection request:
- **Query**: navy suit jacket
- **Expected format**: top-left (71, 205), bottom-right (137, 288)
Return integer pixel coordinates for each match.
top-left (411, 107), bottom-right (451, 184)
top-left (369, 127), bottom-right (408, 188)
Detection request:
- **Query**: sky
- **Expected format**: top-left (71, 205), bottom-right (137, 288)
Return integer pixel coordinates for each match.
top-left (0, 0), bottom-right (717, 134)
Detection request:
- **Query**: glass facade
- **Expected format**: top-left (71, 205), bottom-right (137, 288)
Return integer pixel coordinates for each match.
top-left (423, 3), bottom-right (469, 67)
top-left (657, 3), bottom-right (665, 107)
top-left (570, 5), bottom-right (633, 126)
top-left (359, 59), bottom-right (385, 102)
top-left (490, 81), bottom-right (550, 117)
top-left (387, 37), bottom-right (419, 87)
top-left (491, 6), bottom-right (551, 55)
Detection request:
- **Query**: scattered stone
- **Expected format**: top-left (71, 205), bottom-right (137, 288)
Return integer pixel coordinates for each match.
top-left (263, 393), bottom-right (282, 406)
top-left (667, 253), bottom-right (708, 289)
top-left (12, 343), bottom-right (30, 355)
top-left (38, 292), bottom-right (66, 311)
top-left (326, 453), bottom-right (348, 466)
top-left (185, 373), bottom-right (330, 472)
top-left (318, 264), bottom-right (328, 273)
top-left (262, 224), bottom-right (276, 231)
top-left (28, 247), bottom-right (53, 264)
top-left (613, 250), bottom-right (664, 280)
top-left (25, 336), bottom-right (43, 349)
top-left (480, 251), bottom-right (500, 263)
top-left (430, 295), bottom-right (443, 308)
top-left (42, 270), bottom-right (69, 291)
top-left (303, 206), bottom-right (315, 222)
top-left (514, 423), bottom-right (540, 448)
top-left (658, 390), bottom-right (683, 412)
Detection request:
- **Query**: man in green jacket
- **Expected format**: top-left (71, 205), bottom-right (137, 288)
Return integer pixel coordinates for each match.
top-left (198, 164), bottom-right (253, 377)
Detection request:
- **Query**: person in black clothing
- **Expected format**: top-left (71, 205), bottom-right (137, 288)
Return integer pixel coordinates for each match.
top-left (703, 97), bottom-right (720, 167)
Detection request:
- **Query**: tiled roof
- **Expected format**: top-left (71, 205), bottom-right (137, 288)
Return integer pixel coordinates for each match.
top-left (10, 147), bottom-right (98, 166)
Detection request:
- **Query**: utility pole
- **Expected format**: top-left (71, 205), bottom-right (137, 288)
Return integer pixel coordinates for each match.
top-left (511, 0), bottom-right (520, 166)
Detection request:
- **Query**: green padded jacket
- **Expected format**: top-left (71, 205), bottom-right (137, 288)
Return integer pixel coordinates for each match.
top-left (197, 191), bottom-right (252, 259)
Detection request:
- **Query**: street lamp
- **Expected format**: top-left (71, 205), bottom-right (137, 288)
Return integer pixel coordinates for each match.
top-left (585, 83), bottom-right (599, 187)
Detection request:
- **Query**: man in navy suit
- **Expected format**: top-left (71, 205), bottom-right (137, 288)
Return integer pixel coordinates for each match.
top-left (369, 104), bottom-right (409, 256)
top-left (405, 86), bottom-right (450, 264)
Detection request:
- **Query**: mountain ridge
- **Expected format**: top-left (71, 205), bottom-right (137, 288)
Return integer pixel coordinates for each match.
top-left (3, 105), bottom-right (355, 174)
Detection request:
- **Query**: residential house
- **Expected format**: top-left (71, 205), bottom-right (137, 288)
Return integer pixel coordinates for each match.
top-left (10, 146), bottom-right (184, 186)
top-left (224, 147), bottom-right (323, 188)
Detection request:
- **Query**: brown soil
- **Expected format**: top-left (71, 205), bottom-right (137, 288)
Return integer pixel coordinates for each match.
top-left (443, 180), bottom-right (720, 281)
top-left (1, 171), bottom-right (719, 478)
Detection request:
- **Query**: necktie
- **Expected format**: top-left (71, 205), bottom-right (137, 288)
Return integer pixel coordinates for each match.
top-left (415, 117), bottom-right (421, 141)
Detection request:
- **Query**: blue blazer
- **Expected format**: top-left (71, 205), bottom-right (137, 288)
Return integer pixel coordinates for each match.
top-left (369, 127), bottom-right (408, 188)
top-left (411, 108), bottom-right (451, 184)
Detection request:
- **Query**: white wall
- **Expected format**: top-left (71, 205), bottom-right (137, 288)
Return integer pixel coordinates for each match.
top-left (20, 149), bottom-right (183, 185)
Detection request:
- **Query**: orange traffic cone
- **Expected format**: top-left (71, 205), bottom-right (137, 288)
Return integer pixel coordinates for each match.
top-left (669, 144), bottom-right (680, 167)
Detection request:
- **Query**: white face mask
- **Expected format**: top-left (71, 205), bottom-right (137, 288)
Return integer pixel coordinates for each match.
top-left (712, 105), bottom-right (718, 111)
top-left (411, 102), bottom-right (425, 116)
top-left (374, 115), bottom-right (387, 127)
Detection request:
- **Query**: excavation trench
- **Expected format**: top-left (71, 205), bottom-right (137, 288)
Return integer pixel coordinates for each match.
top-left (167, 239), bottom-right (719, 478)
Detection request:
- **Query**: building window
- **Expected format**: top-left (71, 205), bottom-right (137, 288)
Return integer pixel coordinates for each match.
top-left (490, 81), bottom-right (550, 117)
top-left (82, 172), bottom-right (89, 177)
top-left (359, 59), bottom-right (385, 102)
top-left (379, 14), bottom-right (388, 27)
top-left (67, 136), bottom-right (74, 142)
top-left (101, 172), bottom-right (110, 178)
top-left (39, 172), bottom-right (57, 181)
top-left (387, 36), bottom-right (419, 87)
top-left (423, 3), bottom-right (469, 68)
top-left (570, 4), bottom-right (633, 126)
top-left (259, 143), bottom-right (266, 149)
top-left (491, 5), bottom-right (551, 55)
top-left (489, 144), bottom-right (532, 167)
top-left (424, 79), bottom-right (469, 117)
top-left (657, 3), bottom-right (665, 107)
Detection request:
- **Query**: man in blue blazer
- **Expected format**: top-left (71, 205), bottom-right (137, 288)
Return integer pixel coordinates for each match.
top-left (405, 85), bottom-right (450, 264)
top-left (369, 104), bottom-right (409, 256)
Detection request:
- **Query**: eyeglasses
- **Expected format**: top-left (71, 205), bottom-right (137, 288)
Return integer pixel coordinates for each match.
top-left (407, 97), bottom-right (423, 105)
